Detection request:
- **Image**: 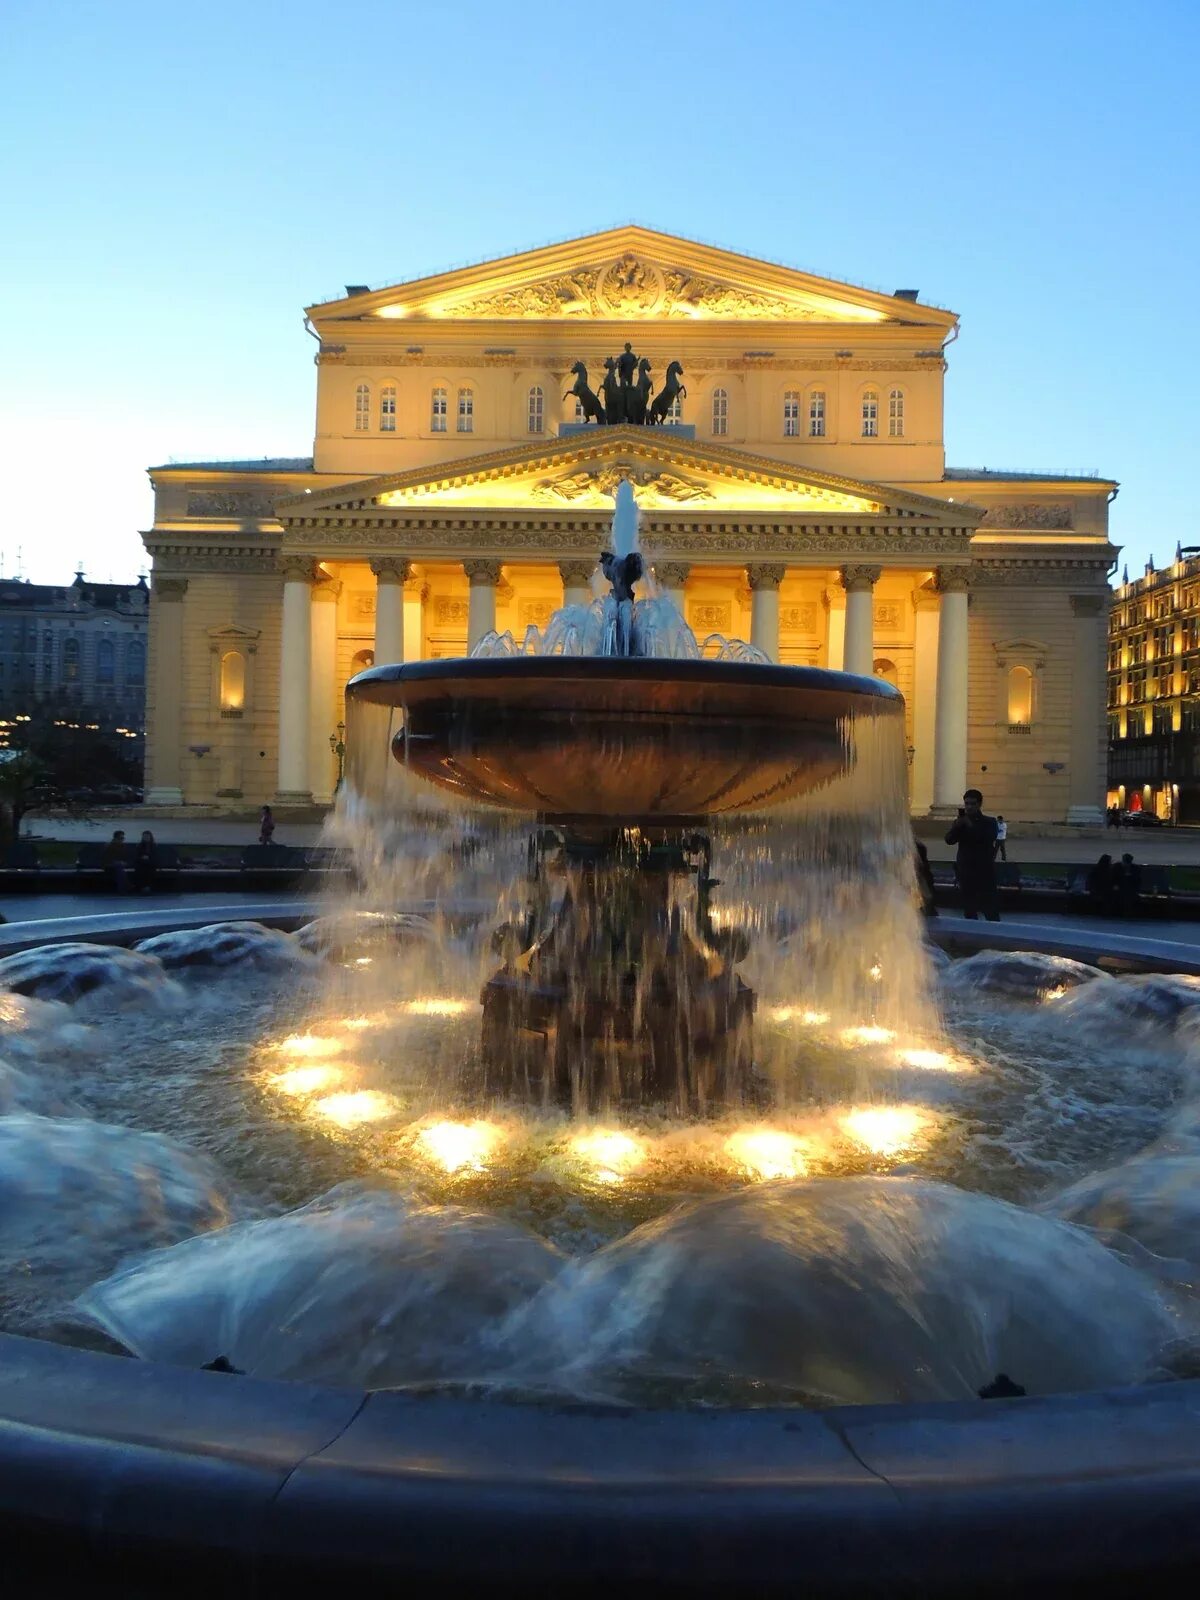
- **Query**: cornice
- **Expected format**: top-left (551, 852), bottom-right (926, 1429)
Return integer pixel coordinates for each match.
top-left (328, 348), bottom-right (942, 374)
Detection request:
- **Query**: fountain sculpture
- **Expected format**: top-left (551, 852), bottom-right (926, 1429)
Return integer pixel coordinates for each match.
top-left (346, 483), bottom-right (902, 1108)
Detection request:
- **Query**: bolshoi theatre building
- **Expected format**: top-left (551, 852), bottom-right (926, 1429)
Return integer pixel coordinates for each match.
top-left (141, 226), bottom-right (1116, 821)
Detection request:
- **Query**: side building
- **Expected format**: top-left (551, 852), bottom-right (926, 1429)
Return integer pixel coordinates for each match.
top-left (1107, 551), bottom-right (1200, 821)
top-left (140, 226), bottom-right (1117, 820)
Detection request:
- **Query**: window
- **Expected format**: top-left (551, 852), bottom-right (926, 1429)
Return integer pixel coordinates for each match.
top-left (808, 390), bottom-right (826, 437)
top-left (711, 388), bottom-right (728, 437)
top-left (1184, 615), bottom-right (1200, 652)
top-left (457, 387), bottom-right (474, 433)
top-left (351, 648), bottom-right (375, 675)
top-left (1153, 704), bottom-right (1174, 736)
top-left (527, 385), bottom-right (544, 434)
top-left (1156, 657), bottom-right (1174, 697)
top-left (220, 650), bottom-right (245, 712)
top-left (431, 387), bottom-right (448, 432)
top-left (783, 391), bottom-right (800, 437)
top-left (888, 388), bottom-right (905, 438)
top-left (127, 639), bottom-right (145, 685)
top-left (379, 385), bottom-right (396, 432)
top-left (96, 637), bottom-right (114, 684)
top-left (354, 383), bottom-right (370, 432)
top-left (1153, 623), bottom-right (1174, 660)
top-left (1128, 667), bottom-right (1148, 702)
top-left (873, 658), bottom-right (898, 688)
top-left (1007, 665), bottom-right (1033, 724)
top-left (573, 397), bottom-right (585, 422)
top-left (1129, 631), bottom-right (1148, 665)
top-left (63, 637), bottom-right (80, 682)
top-left (666, 393), bottom-right (683, 424)
top-left (861, 390), bottom-right (879, 437)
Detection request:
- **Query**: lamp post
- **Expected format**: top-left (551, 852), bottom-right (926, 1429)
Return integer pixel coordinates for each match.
top-left (328, 722), bottom-right (346, 793)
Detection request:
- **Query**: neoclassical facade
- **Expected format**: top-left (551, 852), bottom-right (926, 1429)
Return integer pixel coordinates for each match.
top-left (142, 226), bottom-right (1116, 820)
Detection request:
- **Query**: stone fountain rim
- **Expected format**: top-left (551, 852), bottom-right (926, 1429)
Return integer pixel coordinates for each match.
top-left (4, 904), bottom-right (1200, 1588)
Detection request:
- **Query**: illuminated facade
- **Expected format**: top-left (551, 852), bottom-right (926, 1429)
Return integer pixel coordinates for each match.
top-left (1107, 553), bottom-right (1200, 821)
top-left (141, 226), bottom-right (1116, 818)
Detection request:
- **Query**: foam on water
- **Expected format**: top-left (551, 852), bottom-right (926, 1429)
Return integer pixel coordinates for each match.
top-left (0, 942), bottom-right (183, 1009)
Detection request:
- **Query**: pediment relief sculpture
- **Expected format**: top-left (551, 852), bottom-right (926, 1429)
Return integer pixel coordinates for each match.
top-left (530, 466), bottom-right (715, 507)
top-left (423, 253), bottom-right (881, 323)
top-left (979, 502), bottom-right (1073, 530)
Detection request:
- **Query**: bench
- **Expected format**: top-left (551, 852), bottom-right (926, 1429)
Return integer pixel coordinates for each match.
top-left (1067, 864), bottom-right (1171, 902)
top-left (995, 862), bottom-right (1022, 891)
top-left (3, 841), bottom-right (40, 874)
top-left (239, 843), bottom-right (352, 879)
top-left (75, 841), bottom-right (182, 887)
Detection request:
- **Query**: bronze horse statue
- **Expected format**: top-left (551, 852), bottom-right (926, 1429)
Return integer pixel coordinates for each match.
top-left (565, 361), bottom-right (605, 425)
top-left (600, 357), bottom-right (624, 426)
top-left (648, 361), bottom-right (686, 426)
top-left (626, 357), bottom-right (653, 425)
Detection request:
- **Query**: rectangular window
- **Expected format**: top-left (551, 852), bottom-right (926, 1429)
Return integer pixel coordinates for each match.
top-left (711, 389), bottom-right (728, 437)
top-left (527, 387), bottom-right (544, 434)
top-left (783, 392), bottom-right (800, 438)
top-left (888, 389), bottom-right (904, 438)
top-left (457, 388), bottom-right (474, 433)
top-left (1153, 623), bottom-right (1174, 660)
top-left (380, 386), bottom-right (396, 432)
top-left (431, 388), bottom-right (447, 432)
top-left (861, 392), bottom-right (878, 438)
top-left (1184, 616), bottom-right (1200, 651)
top-left (808, 391), bottom-right (826, 437)
top-left (354, 385), bottom-right (370, 432)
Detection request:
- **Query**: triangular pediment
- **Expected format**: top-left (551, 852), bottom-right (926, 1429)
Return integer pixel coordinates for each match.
top-left (279, 430), bottom-right (977, 523)
top-left (308, 226), bottom-right (955, 330)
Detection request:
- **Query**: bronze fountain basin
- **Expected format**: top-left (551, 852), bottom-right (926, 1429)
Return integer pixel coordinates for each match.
top-left (347, 657), bottom-right (902, 824)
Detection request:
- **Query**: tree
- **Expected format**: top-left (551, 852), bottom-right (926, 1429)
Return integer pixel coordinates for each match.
top-left (0, 751), bottom-right (49, 848)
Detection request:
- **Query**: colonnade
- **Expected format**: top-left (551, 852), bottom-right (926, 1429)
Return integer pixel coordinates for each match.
top-left (268, 554), bottom-right (987, 813)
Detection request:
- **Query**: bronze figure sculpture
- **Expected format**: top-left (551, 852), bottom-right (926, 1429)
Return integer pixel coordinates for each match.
top-left (565, 361), bottom-right (605, 425)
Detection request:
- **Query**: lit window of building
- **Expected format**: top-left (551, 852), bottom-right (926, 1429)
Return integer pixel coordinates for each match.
top-left (783, 391), bottom-right (800, 437)
top-left (527, 385), bottom-right (544, 434)
top-left (888, 388), bottom-right (904, 437)
top-left (457, 388), bottom-right (474, 433)
top-left (808, 390), bottom-right (826, 437)
top-left (431, 387), bottom-right (447, 432)
top-left (711, 388), bottom-right (728, 437)
top-left (861, 390), bottom-right (879, 437)
top-left (380, 386), bottom-right (396, 432)
top-left (355, 384), bottom-right (370, 432)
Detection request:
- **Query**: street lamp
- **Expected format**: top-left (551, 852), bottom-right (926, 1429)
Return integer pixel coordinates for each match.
top-left (329, 722), bottom-right (346, 792)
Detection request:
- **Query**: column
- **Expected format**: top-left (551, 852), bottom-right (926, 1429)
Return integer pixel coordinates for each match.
top-left (910, 583), bottom-right (941, 814)
top-left (464, 560), bottom-right (502, 649)
top-left (930, 567), bottom-right (970, 814)
top-left (275, 556), bottom-right (314, 804)
top-left (558, 558), bottom-right (596, 610)
top-left (747, 564), bottom-right (785, 661)
top-left (1067, 593), bottom-right (1108, 825)
top-left (403, 577), bottom-right (426, 663)
top-left (840, 564), bottom-right (880, 677)
top-left (823, 580), bottom-right (846, 672)
top-left (308, 574), bottom-right (339, 806)
top-left (371, 557), bottom-right (410, 666)
top-left (654, 561), bottom-right (691, 616)
top-left (144, 575), bottom-right (187, 805)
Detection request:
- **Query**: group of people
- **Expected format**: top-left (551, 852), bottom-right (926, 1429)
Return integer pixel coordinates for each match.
top-left (100, 829), bottom-right (159, 894)
top-left (1085, 852), bottom-right (1143, 916)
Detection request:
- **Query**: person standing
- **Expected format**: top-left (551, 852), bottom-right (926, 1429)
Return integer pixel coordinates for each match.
top-left (994, 814), bottom-right (1008, 862)
top-left (1113, 851), bottom-right (1142, 917)
top-left (133, 829), bottom-right (158, 895)
top-left (945, 790), bottom-right (1001, 921)
top-left (101, 829), bottom-right (128, 894)
top-left (258, 805), bottom-right (275, 846)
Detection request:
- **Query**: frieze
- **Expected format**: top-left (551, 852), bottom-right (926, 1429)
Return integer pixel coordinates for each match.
top-left (341, 349), bottom-right (934, 374)
top-left (186, 492), bottom-right (280, 518)
top-left (780, 603), bottom-right (818, 633)
top-left (688, 601), bottom-right (733, 631)
top-left (979, 502), bottom-right (1073, 530)
top-left (433, 597), bottom-right (469, 626)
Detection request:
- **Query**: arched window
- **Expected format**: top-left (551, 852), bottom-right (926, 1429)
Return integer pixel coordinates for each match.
top-left (527, 385), bottom-right (544, 434)
top-left (379, 385), bottom-right (396, 432)
top-left (783, 391), bottom-right (800, 437)
top-left (873, 657), bottom-right (898, 688)
top-left (354, 383), bottom-right (370, 432)
top-left (457, 387), bottom-right (474, 433)
top-left (351, 648), bottom-right (375, 675)
top-left (711, 388), bottom-right (728, 437)
top-left (220, 650), bottom-right (246, 712)
top-left (861, 389), bottom-right (879, 437)
top-left (431, 387), bottom-right (448, 432)
top-left (127, 639), bottom-right (145, 685)
top-left (1007, 665), bottom-right (1033, 725)
top-left (63, 637), bottom-right (80, 681)
top-left (96, 637), bottom-right (114, 684)
top-left (888, 388), bottom-right (905, 438)
top-left (572, 397), bottom-right (586, 422)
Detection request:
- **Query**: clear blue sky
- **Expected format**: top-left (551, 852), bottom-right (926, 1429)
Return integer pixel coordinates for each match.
top-left (1, 0), bottom-right (1195, 583)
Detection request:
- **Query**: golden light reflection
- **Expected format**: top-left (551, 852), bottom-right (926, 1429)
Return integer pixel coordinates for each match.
top-left (271, 1064), bottom-right (344, 1097)
top-left (570, 1129), bottom-right (645, 1185)
top-left (1042, 985), bottom-right (1068, 1002)
top-left (725, 1127), bottom-right (808, 1180)
top-left (403, 998), bottom-right (473, 1018)
top-left (892, 1047), bottom-right (968, 1074)
top-left (839, 1025), bottom-right (897, 1048)
top-left (310, 1091), bottom-right (399, 1128)
top-left (868, 963), bottom-right (883, 982)
top-left (415, 1119), bottom-right (504, 1174)
top-left (769, 1007), bottom-right (830, 1026)
top-left (275, 1034), bottom-right (344, 1059)
top-left (840, 1106), bottom-right (928, 1157)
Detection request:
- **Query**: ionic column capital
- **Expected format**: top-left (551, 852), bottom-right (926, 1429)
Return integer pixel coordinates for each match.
top-left (370, 557), bottom-right (413, 584)
top-left (463, 559), bottom-right (503, 586)
top-left (279, 555), bottom-right (317, 584)
top-left (152, 575), bottom-right (189, 601)
top-left (934, 566), bottom-right (972, 594)
top-left (747, 563), bottom-right (786, 592)
top-left (1070, 593), bottom-right (1108, 617)
top-left (911, 582), bottom-right (941, 612)
top-left (558, 559), bottom-right (597, 586)
top-left (654, 561), bottom-right (692, 587)
top-left (840, 564), bottom-right (881, 594)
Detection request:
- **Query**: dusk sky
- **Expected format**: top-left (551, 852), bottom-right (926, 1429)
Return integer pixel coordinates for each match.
top-left (1, 0), bottom-right (1195, 584)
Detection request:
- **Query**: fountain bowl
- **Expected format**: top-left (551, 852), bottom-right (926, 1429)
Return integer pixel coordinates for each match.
top-left (349, 657), bottom-right (901, 822)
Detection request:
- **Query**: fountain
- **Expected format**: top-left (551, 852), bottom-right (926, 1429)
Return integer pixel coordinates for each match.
top-left (4, 482), bottom-right (1200, 1590)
